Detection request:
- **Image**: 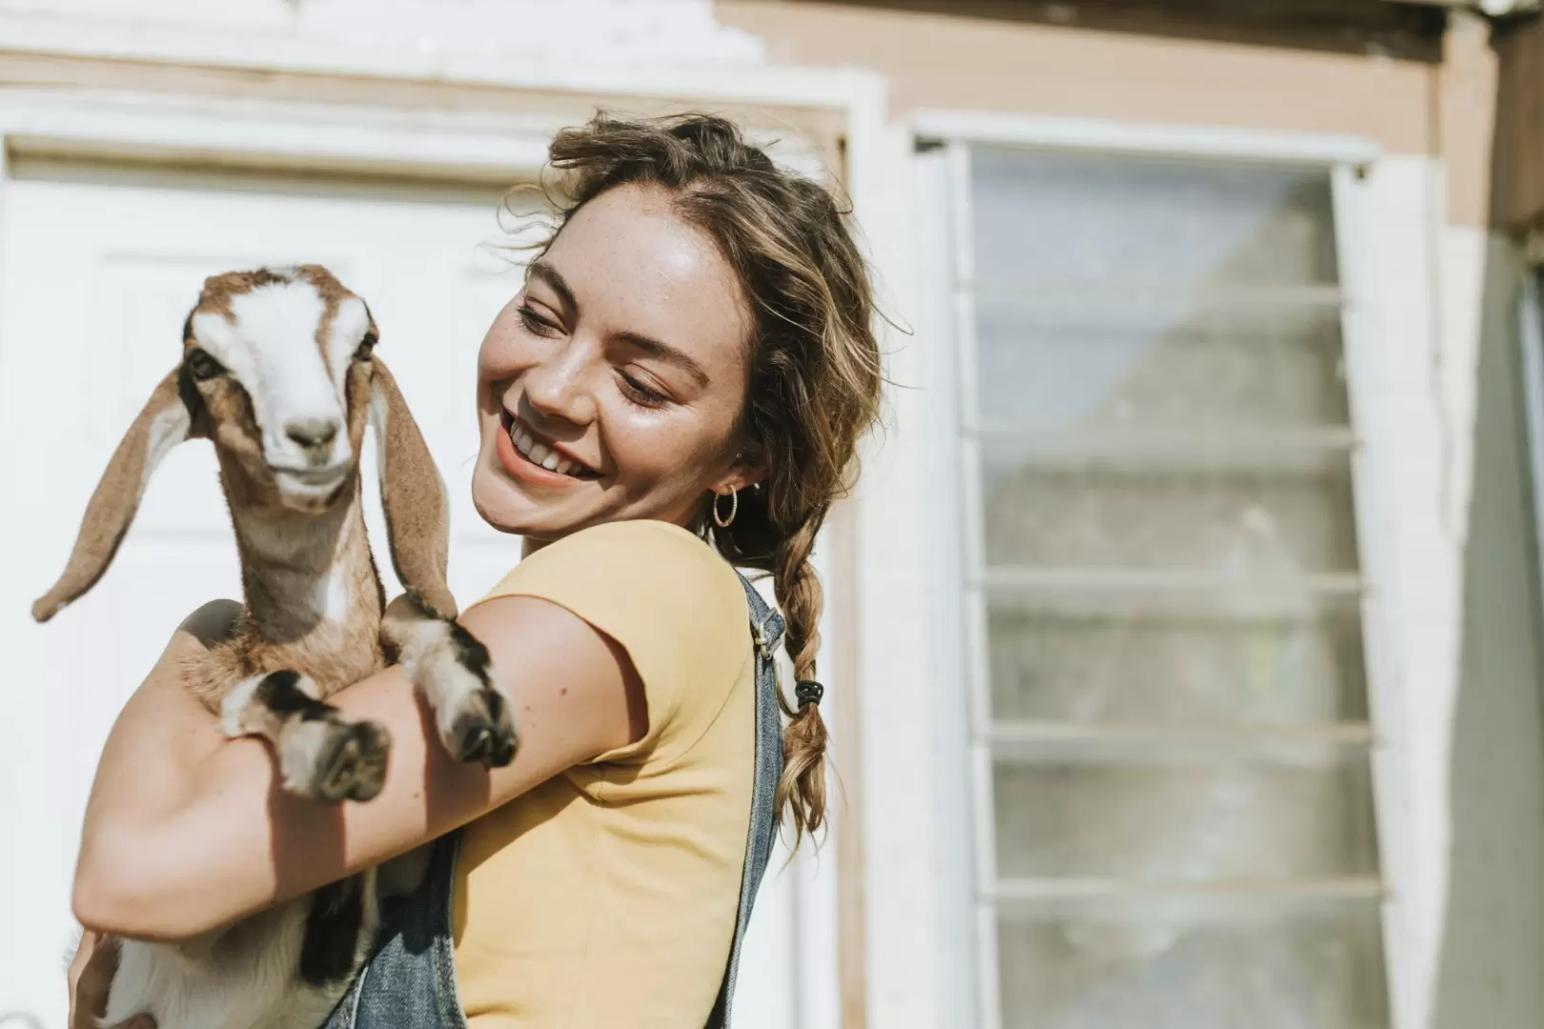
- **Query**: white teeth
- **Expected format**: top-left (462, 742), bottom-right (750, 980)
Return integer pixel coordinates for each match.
top-left (507, 418), bottom-right (589, 478)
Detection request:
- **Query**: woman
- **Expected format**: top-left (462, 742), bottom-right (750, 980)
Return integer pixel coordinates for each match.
top-left (65, 112), bottom-right (883, 1027)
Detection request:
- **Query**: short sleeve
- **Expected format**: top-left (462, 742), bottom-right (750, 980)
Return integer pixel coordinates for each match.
top-left (471, 519), bottom-right (750, 765)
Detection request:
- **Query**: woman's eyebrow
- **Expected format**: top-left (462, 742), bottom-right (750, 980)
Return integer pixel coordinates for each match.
top-left (526, 261), bottom-right (577, 314)
top-left (615, 330), bottom-right (710, 387)
top-left (528, 258), bottom-right (709, 387)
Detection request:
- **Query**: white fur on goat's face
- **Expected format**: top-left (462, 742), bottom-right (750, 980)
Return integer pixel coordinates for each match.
top-left (188, 267), bottom-right (374, 509)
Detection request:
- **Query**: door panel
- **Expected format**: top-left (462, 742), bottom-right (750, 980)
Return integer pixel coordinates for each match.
top-left (0, 160), bottom-right (521, 1026)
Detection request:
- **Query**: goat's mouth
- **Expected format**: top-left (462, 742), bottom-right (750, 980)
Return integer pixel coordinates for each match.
top-left (274, 463), bottom-right (350, 484)
top-left (272, 464), bottom-right (352, 509)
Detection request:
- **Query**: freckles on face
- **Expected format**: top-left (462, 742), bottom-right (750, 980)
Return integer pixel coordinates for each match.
top-left (471, 183), bottom-right (756, 539)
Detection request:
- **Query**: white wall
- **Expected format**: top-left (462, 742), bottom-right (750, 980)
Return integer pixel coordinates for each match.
top-left (1354, 147), bottom-right (1544, 1027)
top-left (0, 0), bottom-right (767, 67)
top-left (1426, 231), bottom-right (1544, 1029)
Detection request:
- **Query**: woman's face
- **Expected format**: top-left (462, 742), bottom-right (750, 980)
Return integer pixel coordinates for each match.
top-left (471, 182), bottom-right (757, 545)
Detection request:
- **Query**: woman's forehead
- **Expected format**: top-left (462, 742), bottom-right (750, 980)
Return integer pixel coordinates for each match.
top-left (539, 185), bottom-right (753, 372)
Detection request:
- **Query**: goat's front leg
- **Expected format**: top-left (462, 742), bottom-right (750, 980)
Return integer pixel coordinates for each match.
top-left (383, 593), bottom-right (518, 768)
top-left (221, 670), bottom-right (391, 802)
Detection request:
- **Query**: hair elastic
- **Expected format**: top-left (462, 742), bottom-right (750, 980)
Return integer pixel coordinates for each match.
top-left (795, 680), bottom-right (824, 707)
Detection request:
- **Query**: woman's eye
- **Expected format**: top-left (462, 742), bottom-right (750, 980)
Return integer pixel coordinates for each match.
top-left (517, 304), bottom-right (561, 337)
top-left (185, 348), bottom-right (226, 381)
top-left (354, 331), bottom-right (378, 362)
top-left (617, 371), bottom-right (668, 408)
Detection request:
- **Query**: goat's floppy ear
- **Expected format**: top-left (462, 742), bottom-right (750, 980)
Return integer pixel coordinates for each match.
top-left (369, 359), bottom-right (457, 620)
top-left (33, 369), bottom-right (198, 622)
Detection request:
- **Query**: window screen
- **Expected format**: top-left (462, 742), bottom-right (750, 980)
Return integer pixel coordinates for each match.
top-left (952, 145), bottom-right (1390, 1028)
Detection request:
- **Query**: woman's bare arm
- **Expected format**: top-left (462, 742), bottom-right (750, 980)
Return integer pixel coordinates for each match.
top-left (72, 594), bottom-right (646, 942)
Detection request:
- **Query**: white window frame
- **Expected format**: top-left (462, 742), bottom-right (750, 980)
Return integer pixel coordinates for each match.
top-left (910, 109), bottom-right (1417, 1029)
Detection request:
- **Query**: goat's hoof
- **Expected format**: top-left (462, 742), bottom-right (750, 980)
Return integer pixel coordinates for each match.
top-left (448, 687), bottom-right (518, 768)
top-left (311, 720), bottom-right (391, 803)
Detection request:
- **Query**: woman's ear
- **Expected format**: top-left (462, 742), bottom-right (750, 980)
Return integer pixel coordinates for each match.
top-left (726, 444), bottom-right (768, 493)
top-left (713, 474), bottom-right (764, 498)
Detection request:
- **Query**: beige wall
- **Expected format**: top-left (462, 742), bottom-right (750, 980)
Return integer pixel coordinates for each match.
top-left (718, 0), bottom-right (1436, 155)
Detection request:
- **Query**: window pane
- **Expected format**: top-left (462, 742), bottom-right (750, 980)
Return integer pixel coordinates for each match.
top-left (991, 751), bottom-right (1379, 880)
top-left (979, 443), bottom-right (1360, 574)
top-left (962, 145), bottom-right (1386, 1026)
top-left (970, 149), bottom-right (1339, 288)
top-left (973, 295), bottom-right (1347, 433)
top-left (986, 601), bottom-right (1368, 725)
top-left (996, 904), bottom-right (1388, 1028)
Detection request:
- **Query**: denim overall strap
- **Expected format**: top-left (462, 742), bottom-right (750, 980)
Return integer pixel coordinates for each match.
top-left (320, 833), bottom-right (466, 1029)
top-left (706, 570), bottom-right (786, 1028)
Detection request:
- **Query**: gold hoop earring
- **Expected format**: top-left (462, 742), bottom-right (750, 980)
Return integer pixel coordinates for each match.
top-left (712, 487), bottom-right (738, 528)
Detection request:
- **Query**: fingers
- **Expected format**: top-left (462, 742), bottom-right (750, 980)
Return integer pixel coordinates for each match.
top-left (69, 932), bottom-right (120, 1029)
top-left (66, 927), bottom-right (99, 994)
top-left (67, 934), bottom-right (154, 1029)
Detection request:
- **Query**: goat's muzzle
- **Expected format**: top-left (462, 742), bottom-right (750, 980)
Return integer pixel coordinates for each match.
top-left (272, 463), bottom-right (354, 512)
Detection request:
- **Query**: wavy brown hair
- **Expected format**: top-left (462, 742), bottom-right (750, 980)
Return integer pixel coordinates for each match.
top-left (526, 112), bottom-right (883, 844)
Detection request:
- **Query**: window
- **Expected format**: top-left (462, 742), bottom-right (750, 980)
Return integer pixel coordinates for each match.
top-left (938, 141), bottom-right (1391, 1028)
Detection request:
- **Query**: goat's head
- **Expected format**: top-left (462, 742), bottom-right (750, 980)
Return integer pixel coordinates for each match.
top-left (33, 264), bottom-right (456, 623)
top-left (184, 266), bottom-right (375, 514)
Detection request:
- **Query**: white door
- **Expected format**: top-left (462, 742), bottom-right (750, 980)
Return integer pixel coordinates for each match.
top-left (0, 156), bottom-right (524, 1027)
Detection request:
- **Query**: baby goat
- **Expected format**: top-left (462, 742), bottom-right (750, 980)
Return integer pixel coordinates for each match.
top-left (34, 265), bottom-right (517, 1029)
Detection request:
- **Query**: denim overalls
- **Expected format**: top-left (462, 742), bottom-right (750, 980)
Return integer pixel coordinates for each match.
top-left (322, 571), bottom-right (785, 1029)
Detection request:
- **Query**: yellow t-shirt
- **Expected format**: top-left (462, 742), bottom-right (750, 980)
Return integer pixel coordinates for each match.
top-left (452, 519), bottom-right (756, 1027)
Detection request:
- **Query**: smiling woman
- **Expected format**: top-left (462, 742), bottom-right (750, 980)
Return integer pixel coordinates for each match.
top-left (66, 112), bottom-right (883, 1029)
top-left (472, 183), bottom-right (761, 540)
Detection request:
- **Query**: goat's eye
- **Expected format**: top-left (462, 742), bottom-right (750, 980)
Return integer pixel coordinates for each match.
top-left (354, 331), bottom-right (378, 362)
top-left (186, 348), bottom-right (225, 381)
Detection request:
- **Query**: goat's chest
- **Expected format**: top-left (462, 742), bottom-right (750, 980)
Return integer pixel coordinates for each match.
top-left (197, 620), bottom-right (386, 708)
top-left (270, 626), bottom-right (387, 700)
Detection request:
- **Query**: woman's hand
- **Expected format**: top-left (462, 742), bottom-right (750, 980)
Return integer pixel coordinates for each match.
top-left (67, 930), bottom-right (154, 1029)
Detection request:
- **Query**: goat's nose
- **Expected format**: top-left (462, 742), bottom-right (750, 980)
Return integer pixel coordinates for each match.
top-left (285, 418), bottom-right (339, 451)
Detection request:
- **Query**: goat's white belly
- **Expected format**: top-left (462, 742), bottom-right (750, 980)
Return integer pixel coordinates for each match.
top-left (104, 893), bottom-right (367, 1029)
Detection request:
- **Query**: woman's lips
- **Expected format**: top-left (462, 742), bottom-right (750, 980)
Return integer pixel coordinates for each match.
top-left (494, 410), bottom-right (592, 488)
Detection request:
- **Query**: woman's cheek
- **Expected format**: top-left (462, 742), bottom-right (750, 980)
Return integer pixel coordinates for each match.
top-left (476, 305), bottom-right (529, 381)
top-left (608, 417), bottom-right (690, 486)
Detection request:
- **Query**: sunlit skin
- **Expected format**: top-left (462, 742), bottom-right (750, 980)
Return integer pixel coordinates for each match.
top-left (66, 181), bottom-right (770, 1000)
top-left (472, 181), bottom-right (763, 551)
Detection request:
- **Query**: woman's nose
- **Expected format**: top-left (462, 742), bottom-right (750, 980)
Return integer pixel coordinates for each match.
top-left (522, 339), bottom-right (597, 426)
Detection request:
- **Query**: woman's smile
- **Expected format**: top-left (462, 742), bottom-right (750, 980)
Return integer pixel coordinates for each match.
top-left (495, 408), bottom-right (600, 485)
